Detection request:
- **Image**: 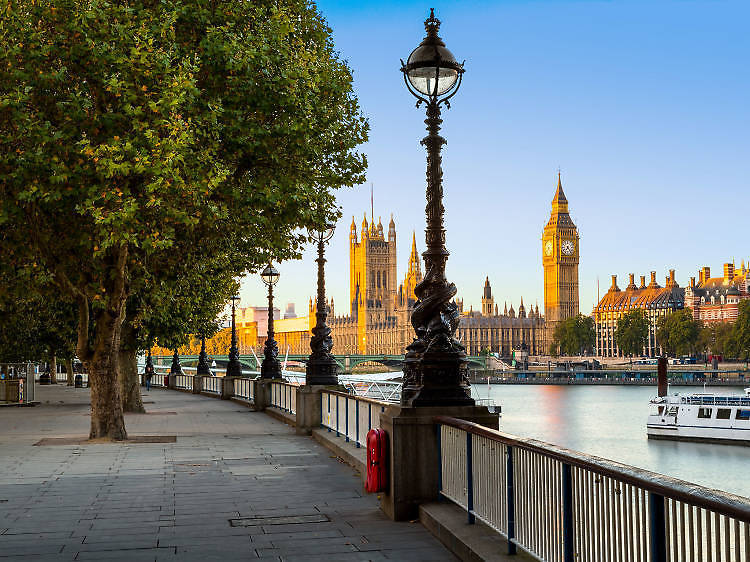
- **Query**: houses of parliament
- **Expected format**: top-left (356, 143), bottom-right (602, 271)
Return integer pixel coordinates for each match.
top-left (219, 176), bottom-right (580, 359)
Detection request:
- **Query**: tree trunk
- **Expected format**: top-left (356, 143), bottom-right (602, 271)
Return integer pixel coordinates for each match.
top-left (87, 311), bottom-right (128, 441)
top-left (119, 347), bottom-right (145, 413)
top-left (65, 358), bottom-right (74, 386)
top-left (50, 354), bottom-right (57, 384)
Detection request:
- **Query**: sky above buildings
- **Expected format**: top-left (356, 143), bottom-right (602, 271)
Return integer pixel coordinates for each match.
top-left (238, 0), bottom-right (750, 321)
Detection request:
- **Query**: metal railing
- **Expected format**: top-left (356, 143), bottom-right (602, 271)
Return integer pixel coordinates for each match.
top-left (173, 374), bottom-right (193, 391)
top-left (320, 390), bottom-right (388, 448)
top-left (233, 378), bottom-right (255, 402)
top-left (269, 381), bottom-right (297, 414)
top-left (202, 376), bottom-right (222, 395)
top-left (436, 416), bottom-right (750, 562)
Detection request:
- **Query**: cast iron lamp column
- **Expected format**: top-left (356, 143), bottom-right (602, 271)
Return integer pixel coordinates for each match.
top-left (196, 333), bottom-right (210, 376)
top-left (399, 9), bottom-right (473, 407)
top-left (260, 264), bottom-right (282, 379)
top-left (226, 295), bottom-right (242, 377)
top-left (306, 225), bottom-right (339, 385)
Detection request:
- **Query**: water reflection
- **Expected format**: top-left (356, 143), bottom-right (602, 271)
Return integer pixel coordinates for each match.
top-left (473, 384), bottom-right (750, 498)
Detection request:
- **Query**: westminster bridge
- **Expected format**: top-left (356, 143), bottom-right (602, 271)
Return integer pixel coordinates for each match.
top-left (153, 353), bottom-right (491, 373)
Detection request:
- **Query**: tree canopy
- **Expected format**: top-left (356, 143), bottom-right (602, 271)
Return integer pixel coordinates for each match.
top-left (615, 309), bottom-right (649, 358)
top-left (0, 0), bottom-right (368, 438)
top-left (553, 314), bottom-right (595, 356)
top-left (655, 309), bottom-right (700, 357)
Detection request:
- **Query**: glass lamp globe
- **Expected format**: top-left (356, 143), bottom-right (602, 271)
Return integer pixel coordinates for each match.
top-left (403, 9), bottom-right (462, 98)
top-left (260, 263), bottom-right (280, 286)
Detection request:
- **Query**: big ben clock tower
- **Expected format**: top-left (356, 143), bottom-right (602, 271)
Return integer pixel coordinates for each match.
top-left (542, 173), bottom-right (580, 346)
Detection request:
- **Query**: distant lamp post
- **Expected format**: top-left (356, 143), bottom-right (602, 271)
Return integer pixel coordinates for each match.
top-left (399, 9), bottom-right (473, 406)
top-left (196, 333), bottom-right (211, 376)
top-left (226, 295), bottom-right (242, 378)
top-left (260, 264), bottom-right (282, 379)
top-left (170, 348), bottom-right (182, 375)
top-left (306, 225), bottom-right (339, 386)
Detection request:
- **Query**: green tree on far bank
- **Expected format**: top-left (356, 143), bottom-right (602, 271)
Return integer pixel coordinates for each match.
top-left (656, 309), bottom-right (700, 357)
top-left (698, 321), bottom-right (734, 357)
top-left (553, 314), bottom-right (595, 356)
top-left (615, 309), bottom-right (649, 359)
top-left (726, 301), bottom-right (750, 362)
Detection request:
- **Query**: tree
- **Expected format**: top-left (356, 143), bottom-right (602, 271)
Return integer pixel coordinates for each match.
top-left (0, 254), bottom-right (78, 380)
top-left (615, 309), bottom-right (649, 359)
top-left (0, 1), bottom-right (367, 439)
top-left (698, 322), bottom-right (733, 357)
top-left (656, 309), bottom-right (700, 357)
top-left (726, 301), bottom-right (750, 362)
top-left (553, 314), bottom-right (595, 356)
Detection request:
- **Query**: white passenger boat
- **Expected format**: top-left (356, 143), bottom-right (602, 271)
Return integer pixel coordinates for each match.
top-left (647, 388), bottom-right (750, 445)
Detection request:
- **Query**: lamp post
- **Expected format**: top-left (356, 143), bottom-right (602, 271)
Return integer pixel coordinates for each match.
top-left (196, 333), bottom-right (210, 376)
top-left (306, 225), bottom-right (339, 386)
top-left (399, 9), bottom-right (473, 407)
top-left (226, 295), bottom-right (242, 378)
top-left (260, 264), bottom-right (282, 379)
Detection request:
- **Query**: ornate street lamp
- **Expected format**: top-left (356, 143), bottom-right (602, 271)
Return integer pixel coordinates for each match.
top-left (226, 295), bottom-right (242, 377)
top-left (400, 9), bottom-right (473, 406)
top-left (170, 348), bottom-right (182, 375)
top-left (196, 332), bottom-right (211, 376)
top-left (260, 264), bottom-right (282, 379)
top-left (306, 224), bottom-right (339, 386)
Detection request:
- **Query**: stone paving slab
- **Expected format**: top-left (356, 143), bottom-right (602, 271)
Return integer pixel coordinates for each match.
top-left (0, 385), bottom-right (456, 561)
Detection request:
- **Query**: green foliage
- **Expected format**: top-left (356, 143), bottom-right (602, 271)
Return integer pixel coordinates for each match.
top-left (0, 1), bottom-right (367, 435)
top-left (655, 309), bottom-right (700, 357)
top-left (0, 264), bottom-right (78, 363)
top-left (725, 301), bottom-right (750, 361)
top-left (615, 309), bottom-right (650, 358)
top-left (698, 321), bottom-right (734, 356)
top-left (553, 314), bottom-right (595, 356)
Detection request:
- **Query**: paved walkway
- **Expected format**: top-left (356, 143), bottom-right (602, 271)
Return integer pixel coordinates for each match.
top-left (0, 385), bottom-right (456, 561)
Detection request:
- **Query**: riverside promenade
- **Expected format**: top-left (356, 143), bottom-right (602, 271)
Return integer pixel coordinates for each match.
top-left (0, 386), bottom-right (456, 561)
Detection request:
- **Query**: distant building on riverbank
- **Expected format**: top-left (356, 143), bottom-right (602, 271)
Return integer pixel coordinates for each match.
top-left (684, 262), bottom-right (750, 324)
top-left (593, 270), bottom-right (684, 357)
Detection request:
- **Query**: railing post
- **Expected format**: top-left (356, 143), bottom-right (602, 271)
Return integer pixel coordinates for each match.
top-left (436, 424), bottom-right (443, 501)
top-left (336, 396), bottom-right (340, 437)
top-left (327, 393), bottom-right (331, 432)
top-left (506, 445), bottom-right (516, 555)
top-left (466, 432), bottom-right (474, 524)
top-left (562, 463), bottom-right (574, 562)
top-left (355, 400), bottom-right (360, 448)
top-left (345, 398), bottom-right (349, 442)
top-left (649, 492), bottom-right (667, 562)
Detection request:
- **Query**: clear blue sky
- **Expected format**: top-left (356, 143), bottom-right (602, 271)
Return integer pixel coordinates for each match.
top-left (239, 0), bottom-right (750, 320)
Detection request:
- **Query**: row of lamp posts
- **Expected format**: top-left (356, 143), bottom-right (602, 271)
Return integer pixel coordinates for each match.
top-left (163, 10), bottom-right (473, 407)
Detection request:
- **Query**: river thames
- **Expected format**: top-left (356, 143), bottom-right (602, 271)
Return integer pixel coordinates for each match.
top-left (471, 384), bottom-right (750, 499)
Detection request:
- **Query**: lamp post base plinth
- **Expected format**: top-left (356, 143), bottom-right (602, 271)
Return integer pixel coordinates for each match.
top-left (401, 350), bottom-right (474, 407)
top-left (260, 359), bottom-right (282, 380)
top-left (226, 359), bottom-right (242, 378)
top-left (305, 357), bottom-right (339, 386)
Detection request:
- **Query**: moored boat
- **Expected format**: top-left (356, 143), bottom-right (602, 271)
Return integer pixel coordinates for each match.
top-left (647, 388), bottom-right (750, 445)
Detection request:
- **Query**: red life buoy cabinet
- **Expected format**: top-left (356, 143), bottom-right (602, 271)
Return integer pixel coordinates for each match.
top-left (365, 428), bottom-right (388, 493)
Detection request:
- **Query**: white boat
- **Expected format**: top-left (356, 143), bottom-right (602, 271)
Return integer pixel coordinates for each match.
top-left (647, 388), bottom-right (750, 445)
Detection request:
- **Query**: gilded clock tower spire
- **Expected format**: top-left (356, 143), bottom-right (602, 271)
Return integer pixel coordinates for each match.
top-left (542, 172), bottom-right (580, 347)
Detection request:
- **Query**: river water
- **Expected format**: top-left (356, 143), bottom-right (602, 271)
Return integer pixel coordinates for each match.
top-left (470, 383), bottom-right (750, 499)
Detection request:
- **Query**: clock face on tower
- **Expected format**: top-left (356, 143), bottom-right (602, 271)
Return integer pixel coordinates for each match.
top-left (561, 240), bottom-right (575, 255)
top-left (545, 240), bottom-right (553, 256)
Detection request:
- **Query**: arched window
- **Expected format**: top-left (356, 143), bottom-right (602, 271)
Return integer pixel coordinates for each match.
top-left (382, 271), bottom-right (387, 289)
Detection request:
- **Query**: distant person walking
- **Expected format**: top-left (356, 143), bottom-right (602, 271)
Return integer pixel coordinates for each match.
top-left (145, 363), bottom-right (154, 391)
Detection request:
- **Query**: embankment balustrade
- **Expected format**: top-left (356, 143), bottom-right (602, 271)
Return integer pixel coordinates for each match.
top-left (142, 374), bottom-right (750, 561)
